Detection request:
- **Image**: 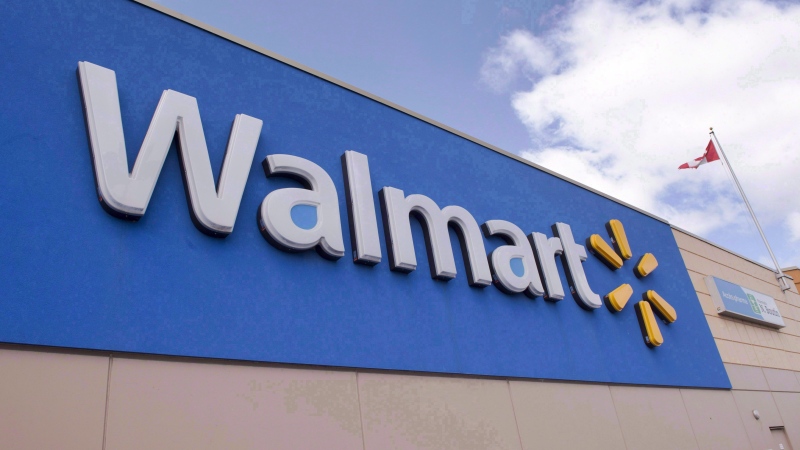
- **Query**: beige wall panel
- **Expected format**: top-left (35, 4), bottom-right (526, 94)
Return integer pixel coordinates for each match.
top-left (783, 318), bottom-right (800, 337)
top-left (791, 304), bottom-right (800, 321)
top-left (609, 385), bottom-right (698, 450)
top-left (679, 250), bottom-right (785, 299)
top-left (104, 358), bottom-right (363, 450)
top-left (785, 290), bottom-right (800, 308)
top-left (688, 269), bottom-right (711, 295)
top-left (790, 353), bottom-right (800, 372)
top-left (357, 373), bottom-right (520, 450)
top-left (766, 329), bottom-right (788, 351)
top-left (779, 334), bottom-right (800, 354)
top-left (744, 323), bottom-right (772, 347)
top-left (761, 324), bottom-right (783, 349)
top-left (0, 348), bottom-right (108, 450)
top-left (717, 339), bottom-right (760, 366)
top-left (763, 368), bottom-right (800, 393)
top-left (706, 316), bottom-right (730, 341)
top-left (731, 390), bottom-right (784, 450)
top-left (771, 392), bottom-right (800, 447)
top-left (680, 389), bottom-right (750, 450)
top-left (713, 318), bottom-right (755, 345)
top-left (778, 303), bottom-right (794, 322)
top-left (743, 324), bottom-right (764, 348)
top-left (782, 353), bottom-right (797, 372)
top-left (775, 301), bottom-right (797, 322)
top-left (697, 292), bottom-right (721, 316)
top-left (725, 363), bottom-right (769, 391)
top-left (780, 353), bottom-right (793, 373)
top-left (745, 324), bottom-right (784, 350)
top-left (672, 231), bottom-right (779, 285)
top-left (726, 320), bottom-right (753, 344)
top-left (509, 381), bottom-right (626, 450)
top-left (754, 346), bottom-right (792, 370)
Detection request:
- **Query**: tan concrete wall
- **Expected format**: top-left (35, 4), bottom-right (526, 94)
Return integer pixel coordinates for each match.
top-left (2, 229), bottom-right (799, 449)
top-left (0, 348), bottom-right (108, 450)
top-left (4, 345), bottom-right (798, 449)
top-left (103, 357), bottom-right (364, 450)
top-left (673, 228), bottom-right (800, 448)
top-left (672, 228), bottom-right (800, 375)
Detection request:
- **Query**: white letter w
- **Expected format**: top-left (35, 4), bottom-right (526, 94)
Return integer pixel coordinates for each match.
top-left (77, 61), bottom-right (262, 236)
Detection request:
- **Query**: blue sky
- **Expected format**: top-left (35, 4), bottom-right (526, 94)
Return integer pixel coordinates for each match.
top-left (154, 0), bottom-right (800, 271)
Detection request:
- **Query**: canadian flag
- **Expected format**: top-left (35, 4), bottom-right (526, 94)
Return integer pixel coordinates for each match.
top-left (679, 140), bottom-right (720, 169)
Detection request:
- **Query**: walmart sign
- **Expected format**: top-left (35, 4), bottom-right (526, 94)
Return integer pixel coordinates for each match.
top-left (0, 0), bottom-right (729, 388)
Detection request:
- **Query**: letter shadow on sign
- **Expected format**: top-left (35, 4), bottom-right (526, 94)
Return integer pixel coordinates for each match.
top-left (340, 153), bottom-right (379, 267)
top-left (77, 68), bottom-right (141, 222)
top-left (378, 195), bottom-right (481, 287)
top-left (257, 159), bottom-right (338, 262)
top-left (78, 66), bottom-right (247, 239)
top-left (448, 223), bottom-right (484, 287)
top-left (176, 130), bottom-right (232, 239)
top-left (481, 225), bottom-right (535, 299)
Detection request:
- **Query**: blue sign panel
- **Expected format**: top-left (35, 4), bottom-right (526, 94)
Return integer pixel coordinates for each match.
top-left (0, 0), bottom-right (729, 388)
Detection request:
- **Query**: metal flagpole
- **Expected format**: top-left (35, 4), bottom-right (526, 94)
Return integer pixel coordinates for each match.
top-left (709, 128), bottom-right (793, 291)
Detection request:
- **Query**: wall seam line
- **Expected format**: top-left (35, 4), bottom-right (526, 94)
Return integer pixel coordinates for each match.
top-left (713, 336), bottom-right (796, 350)
top-left (730, 388), bottom-right (762, 449)
top-left (769, 391), bottom-right (789, 429)
top-left (606, 386), bottom-right (630, 450)
top-left (726, 389), bottom-right (758, 448)
top-left (101, 354), bottom-right (113, 450)
top-left (354, 372), bottom-right (367, 450)
top-left (678, 389), bottom-right (702, 450)
top-left (505, 380), bottom-right (525, 450)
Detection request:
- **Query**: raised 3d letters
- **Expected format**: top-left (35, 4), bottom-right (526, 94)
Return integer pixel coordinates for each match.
top-left (529, 232), bottom-right (565, 301)
top-left (342, 151), bottom-right (381, 265)
top-left (258, 154), bottom-right (345, 260)
top-left (554, 222), bottom-right (602, 309)
top-left (380, 187), bottom-right (492, 286)
top-left (77, 61), bottom-right (262, 236)
top-left (483, 220), bottom-right (545, 297)
top-left (77, 62), bottom-right (599, 304)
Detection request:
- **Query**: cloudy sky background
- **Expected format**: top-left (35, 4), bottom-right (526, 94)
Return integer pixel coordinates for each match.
top-left (155, 0), bottom-right (800, 270)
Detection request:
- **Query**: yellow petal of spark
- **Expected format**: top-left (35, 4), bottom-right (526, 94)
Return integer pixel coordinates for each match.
top-left (634, 253), bottom-right (658, 277)
top-left (644, 290), bottom-right (677, 323)
top-left (636, 301), bottom-right (664, 347)
top-left (605, 284), bottom-right (633, 312)
top-left (588, 234), bottom-right (623, 269)
top-left (606, 219), bottom-right (632, 260)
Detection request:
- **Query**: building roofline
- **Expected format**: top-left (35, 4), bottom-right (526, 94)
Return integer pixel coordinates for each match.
top-left (132, 0), bottom-right (667, 224)
top-left (669, 224), bottom-right (786, 275)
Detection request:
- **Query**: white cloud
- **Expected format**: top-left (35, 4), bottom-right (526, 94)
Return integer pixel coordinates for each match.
top-left (480, 30), bottom-right (556, 92)
top-left (788, 212), bottom-right (800, 242)
top-left (482, 0), bottom-right (800, 264)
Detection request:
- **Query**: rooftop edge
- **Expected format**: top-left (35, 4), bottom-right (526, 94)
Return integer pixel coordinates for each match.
top-left (132, 0), bottom-right (668, 224)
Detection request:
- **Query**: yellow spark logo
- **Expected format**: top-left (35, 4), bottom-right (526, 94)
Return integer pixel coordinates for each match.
top-left (588, 220), bottom-right (677, 348)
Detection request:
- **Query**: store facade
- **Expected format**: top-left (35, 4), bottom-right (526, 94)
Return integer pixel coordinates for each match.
top-left (1, 1), bottom-right (799, 448)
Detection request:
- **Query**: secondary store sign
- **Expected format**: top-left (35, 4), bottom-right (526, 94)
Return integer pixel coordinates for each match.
top-left (0, 0), bottom-right (730, 389)
top-left (706, 277), bottom-right (785, 328)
